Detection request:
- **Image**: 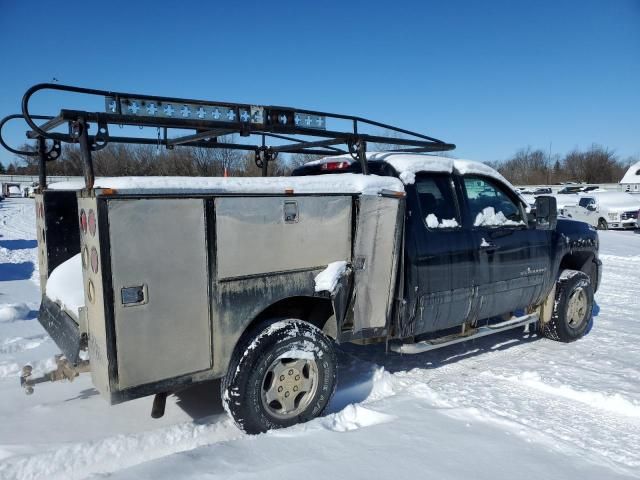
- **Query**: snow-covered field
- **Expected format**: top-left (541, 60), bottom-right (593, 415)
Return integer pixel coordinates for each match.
top-left (1, 197), bottom-right (639, 480)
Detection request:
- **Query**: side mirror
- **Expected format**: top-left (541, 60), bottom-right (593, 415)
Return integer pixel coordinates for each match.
top-left (535, 196), bottom-right (557, 230)
top-left (586, 204), bottom-right (596, 211)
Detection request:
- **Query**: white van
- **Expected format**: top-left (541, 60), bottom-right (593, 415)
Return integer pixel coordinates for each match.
top-left (563, 192), bottom-right (640, 230)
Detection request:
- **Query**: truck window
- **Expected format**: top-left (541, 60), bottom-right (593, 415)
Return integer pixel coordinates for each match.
top-left (578, 197), bottom-right (595, 208)
top-left (415, 174), bottom-right (460, 229)
top-left (463, 176), bottom-right (525, 227)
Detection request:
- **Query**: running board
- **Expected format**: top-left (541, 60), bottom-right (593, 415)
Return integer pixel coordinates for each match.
top-left (391, 313), bottom-right (539, 355)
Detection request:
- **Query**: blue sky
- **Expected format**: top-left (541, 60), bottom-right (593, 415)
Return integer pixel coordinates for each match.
top-left (1, 0), bottom-right (638, 166)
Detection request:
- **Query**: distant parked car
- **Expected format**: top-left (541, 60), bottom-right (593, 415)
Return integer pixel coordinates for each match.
top-left (533, 187), bottom-right (552, 195)
top-left (562, 192), bottom-right (640, 229)
top-left (558, 186), bottom-right (583, 194)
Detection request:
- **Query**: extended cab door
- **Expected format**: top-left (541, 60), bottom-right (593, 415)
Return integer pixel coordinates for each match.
top-left (405, 173), bottom-right (476, 335)
top-left (460, 176), bottom-right (552, 320)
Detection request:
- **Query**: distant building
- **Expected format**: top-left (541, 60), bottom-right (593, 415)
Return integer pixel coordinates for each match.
top-left (620, 161), bottom-right (640, 193)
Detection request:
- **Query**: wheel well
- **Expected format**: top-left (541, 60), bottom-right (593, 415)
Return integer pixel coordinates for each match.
top-left (248, 296), bottom-right (334, 335)
top-left (559, 252), bottom-right (596, 283)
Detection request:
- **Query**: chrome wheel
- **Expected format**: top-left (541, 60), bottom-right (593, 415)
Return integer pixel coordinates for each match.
top-left (566, 287), bottom-right (588, 328)
top-left (261, 356), bottom-right (318, 419)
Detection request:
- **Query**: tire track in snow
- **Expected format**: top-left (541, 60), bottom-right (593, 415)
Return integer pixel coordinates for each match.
top-left (0, 417), bottom-right (243, 480)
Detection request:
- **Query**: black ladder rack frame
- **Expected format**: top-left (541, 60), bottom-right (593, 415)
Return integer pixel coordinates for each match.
top-left (1, 83), bottom-right (456, 189)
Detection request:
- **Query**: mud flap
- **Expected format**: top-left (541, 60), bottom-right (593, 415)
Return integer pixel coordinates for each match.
top-left (330, 268), bottom-right (354, 333)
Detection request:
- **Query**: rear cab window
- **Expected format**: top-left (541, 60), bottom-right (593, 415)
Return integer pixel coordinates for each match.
top-left (462, 176), bottom-right (526, 228)
top-left (414, 174), bottom-right (461, 229)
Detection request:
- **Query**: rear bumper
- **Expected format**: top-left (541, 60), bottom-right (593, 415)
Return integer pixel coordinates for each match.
top-left (39, 296), bottom-right (85, 364)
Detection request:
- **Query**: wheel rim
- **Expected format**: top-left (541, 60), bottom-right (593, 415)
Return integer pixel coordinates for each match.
top-left (566, 286), bottom-right (588, 328)
top-left (260, 356), bottom-right (318, 419)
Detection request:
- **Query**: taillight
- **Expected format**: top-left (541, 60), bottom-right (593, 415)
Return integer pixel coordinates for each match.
top-left (88, 210), bottom-right (96, 236)
top-left (80, 209), bottom-right (87, 234)
top-left (39, 203), bottom-right (44, 219)
top-left (320, 161), bottom-right (350, 171)
top-left (90, 247), bottom-right (99, 274)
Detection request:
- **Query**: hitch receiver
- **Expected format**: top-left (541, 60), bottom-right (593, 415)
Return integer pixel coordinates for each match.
top-left (20, 354), bottom-right (90, 395)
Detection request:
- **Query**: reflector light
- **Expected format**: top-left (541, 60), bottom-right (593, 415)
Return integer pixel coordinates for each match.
top-left (90, 247), bottom-right (99, 274)
top-left (88, 210), bottom-right (96, 236)
top-left (39, 203), bottom-right (44, 219)
top-left (81, 246), bottom-right (88, 269)
top-left (87, 279), bottom-right (95, 303)
top-left (80, 209), bottom-right (87, 234)
top-left (320, 161), bottom-right (350, 171)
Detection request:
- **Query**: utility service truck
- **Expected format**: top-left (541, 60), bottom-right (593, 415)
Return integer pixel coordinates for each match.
top-left (0, 84), bottom-right (601, 433)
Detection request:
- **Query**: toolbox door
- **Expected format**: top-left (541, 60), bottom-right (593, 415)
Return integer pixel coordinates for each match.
top-left (108, 198), bottom-right (211, 389)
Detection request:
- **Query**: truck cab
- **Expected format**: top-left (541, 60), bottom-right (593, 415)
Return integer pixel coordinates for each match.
top-left (295, 153), bottom-right (601, 338)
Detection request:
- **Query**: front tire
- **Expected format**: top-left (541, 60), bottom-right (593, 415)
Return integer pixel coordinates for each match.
top-left (541, 269), bottom-right (593, 342)
top-left (597, 218), bottom-right (608, 230)
top-left (222, 318), bottom-right (337, 434)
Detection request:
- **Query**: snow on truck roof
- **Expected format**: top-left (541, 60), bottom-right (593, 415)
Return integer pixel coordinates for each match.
top-left (47, 154), bottom-right (518, 199)
top-left (306, 153), bottom-right (512, 185)
top-left (48, 173), bottom-right (404, 196)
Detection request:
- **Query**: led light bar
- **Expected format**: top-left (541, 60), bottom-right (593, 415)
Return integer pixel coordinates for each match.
top-left (105, 96), bottom-right (265, 125)
top-left (105, 97), bottom-right (327, 130)
top-left (294, 112), bottom-right (325, 130)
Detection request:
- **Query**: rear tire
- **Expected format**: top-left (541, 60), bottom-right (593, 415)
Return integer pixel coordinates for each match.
top-left (597, 218), bottom-right (608, 230)
top-left (221, 318), bottom-right (337, 434)
top-left (541, 269), bottom-right (593, 342)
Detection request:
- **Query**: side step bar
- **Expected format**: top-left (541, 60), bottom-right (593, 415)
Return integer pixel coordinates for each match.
top-left (391, 313), bottom-right (539, 355)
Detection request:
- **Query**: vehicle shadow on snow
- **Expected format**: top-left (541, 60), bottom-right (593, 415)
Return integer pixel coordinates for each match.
top-left (0, 261), bottom-right (34, 281)
top-left (171, 305), bottom-right (601, 421)
top-left (173, 379), bottom-right (227, 421)
top-left (0, 239), bottom-right (37, 250)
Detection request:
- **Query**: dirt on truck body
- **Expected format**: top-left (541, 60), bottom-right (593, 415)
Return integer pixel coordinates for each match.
top-left (0, 84), bottom-right (601, 433)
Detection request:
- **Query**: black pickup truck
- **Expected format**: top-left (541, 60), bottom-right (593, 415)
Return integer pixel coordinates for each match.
top-left (2, 85), bottom-right (601, 435)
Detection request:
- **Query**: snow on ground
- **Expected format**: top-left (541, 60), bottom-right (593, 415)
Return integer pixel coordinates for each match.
top-left (1, 197), bottom-right (639, 479)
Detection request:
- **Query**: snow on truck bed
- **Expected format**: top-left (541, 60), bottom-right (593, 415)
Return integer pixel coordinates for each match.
top-left (45, 253), bottom-right (84, 319)
top-left (48, 173), bottom-right (404, 195)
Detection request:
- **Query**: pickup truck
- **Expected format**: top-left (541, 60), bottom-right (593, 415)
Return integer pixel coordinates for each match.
top-left (1, 85), bottom-right (602, 434)
top-left (562, 191), bottom-right (640, 230)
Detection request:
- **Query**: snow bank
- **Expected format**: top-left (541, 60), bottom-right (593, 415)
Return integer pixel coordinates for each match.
top-left (45, 254), bottom-right (84, 317)
top-left (314, 261), bottom-right (348, 294)
top-left (0, 303), bottom-right (31, 323)
top-left (473, 207), bottom-right (525, 227)
top-left (321, 404), bottom-right (395, 432)
top-left (48, 174), bottom-right (404, 196)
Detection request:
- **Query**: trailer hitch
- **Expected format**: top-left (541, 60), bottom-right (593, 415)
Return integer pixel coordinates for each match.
top-left (20, 354), bottom-right (90, 395)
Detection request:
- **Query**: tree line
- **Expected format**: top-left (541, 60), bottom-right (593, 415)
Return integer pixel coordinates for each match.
top-left (1, 140), bottom-right (635, 186)
top-left (486, 145), bottom-right (635, 185)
